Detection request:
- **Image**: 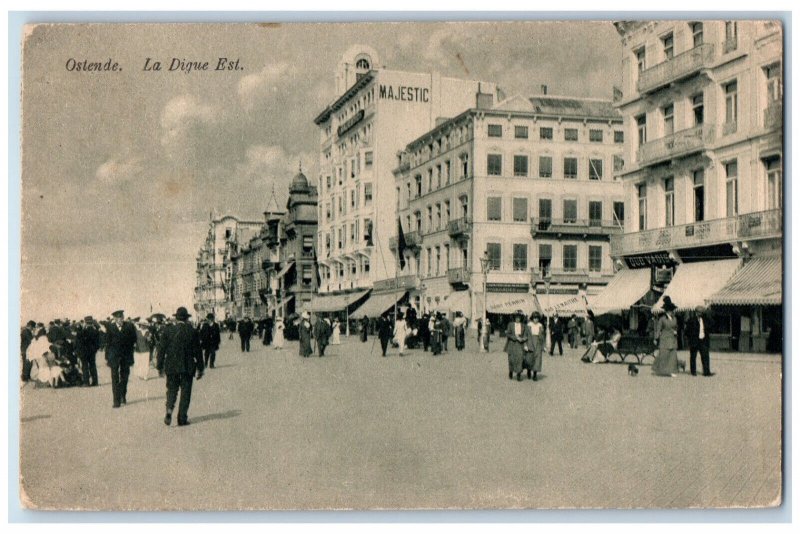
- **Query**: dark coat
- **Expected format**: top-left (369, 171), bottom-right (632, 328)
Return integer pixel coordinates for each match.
top-left (21, 327), bottom-right (33, 353)
top-left (377, 316), bottom-right (393, 341)
top-left (549, 317), bottom-right (564, 340)
top-left (74, 325), bottom-right (101, 357)
top-left (238, 319), bottom-right (255, 338)
top-left (156, 321), bottom-right (204, 376)
top-left (298, 319), bottom-right (313, 357)
top-left (105, 321), bottom-right (137, 367)
top-left (313, 320), bottom-right (331, 346)
top-left (199, 321), bottom-right (221, 350)
top-left (685, 314), bottom-right (712, 348)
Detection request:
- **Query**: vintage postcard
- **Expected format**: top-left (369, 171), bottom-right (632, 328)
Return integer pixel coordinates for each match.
top-left (18, 20), bottom-right (783, 511)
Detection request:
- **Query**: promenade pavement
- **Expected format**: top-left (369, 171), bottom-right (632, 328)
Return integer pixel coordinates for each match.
top-left (18, 332), bottom-right (782, 510)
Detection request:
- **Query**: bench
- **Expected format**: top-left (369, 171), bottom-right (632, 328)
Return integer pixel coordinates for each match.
top-left (606, 335), bottom-right (657, 364)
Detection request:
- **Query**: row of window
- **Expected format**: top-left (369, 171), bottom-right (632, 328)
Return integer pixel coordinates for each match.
top-left (322, 183), bottom-right (374, 222)
top-left (488, 123), bottom-right (624, 144)
top-left (487, 197), bottom-right (625, 225)
top-left (321, 217), bottom-right (374, 254)
top-left (320, 257), bottom-right (371, 280)
top-left (486, 153), bottom-right (618, 180)
top-left (633, 21), bottom-right (739, 73)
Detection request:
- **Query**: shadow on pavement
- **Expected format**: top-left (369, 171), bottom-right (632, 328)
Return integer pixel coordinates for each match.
top-left (191, 409), bottom-right (242, 424)
top-left (21, 414), bottom-right (51, 423)
top-left (209, 364), bottom-right (236, 369)
top-left (126, 395), bottom-right (166, 406)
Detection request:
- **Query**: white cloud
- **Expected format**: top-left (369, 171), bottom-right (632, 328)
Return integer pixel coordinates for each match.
top-left (237, 62), bottom-right (298, 109)
top-left (159, 94), bottom-right (216, 148)
top-left (95, 156), bottom-right (143, 184)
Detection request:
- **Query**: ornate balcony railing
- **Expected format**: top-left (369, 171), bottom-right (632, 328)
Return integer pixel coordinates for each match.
top-left (637, 123), bottom-right (715, 167)
top-left (637, 43), bottom-right (715, 94)
top-left (372, 275), bottom-right (420, 291)
top-left (447, 217), bottom-right (473, 238)
top-left (531, 218), bottom-right (623, 239)
top-left (389, 230), bottom-right (422, 251)
top-left (610, 209), bottom-right (782, 257)
top-left (764, 103), bottom-right (783, 131)
top-left (530, 268), bottom-right (612, 285)
top-left (447, 267), bottom-right (471, 285)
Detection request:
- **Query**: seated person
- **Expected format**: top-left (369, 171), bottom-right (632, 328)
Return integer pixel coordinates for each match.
top-left (591, 328), bottom-right (622, 363)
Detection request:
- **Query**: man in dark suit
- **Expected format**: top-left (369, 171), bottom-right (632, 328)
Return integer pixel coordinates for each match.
top-left (199, 313), bottom-right (221, 369)
top-left (377, 313), bottom-right (393, 357)
top-left (104, 310), bottom-right (137, 408)
top-left (549, 314), bottom-right (564, 356)
top-left (157, 307), bottom-right (204, 426)
top-left (238, 317), bottom-right (254, 352)
top-left (313, 317), bottom-right (331, 357)
top-left (75, 316), bottom-right (101, 386)
top-left (685, 306), bottom-right (714, 377)
top-left (20, 320), bottom-right (35, 382)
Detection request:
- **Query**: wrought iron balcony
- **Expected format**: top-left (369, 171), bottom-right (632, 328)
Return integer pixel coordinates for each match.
top-left (764, 103), bottom-right (783, 131)
top-left (530, 268), bottom-right (612, 285)
top-left (637, 123), bottom-right (715, 167)
top-left (531, 217), bottom-right (623, 239)
top-left (636, 43), bottom-right (715, 95)
top-left (610, 209), bottom-right (782, 257)
top-left (447, 267), bottom-right (472, 285)
top-left (447, 217), bottom-right (473, 238)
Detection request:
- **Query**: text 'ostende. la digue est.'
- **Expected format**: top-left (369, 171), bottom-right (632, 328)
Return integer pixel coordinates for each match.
top-left (64, 57), bottom-right (244, 73)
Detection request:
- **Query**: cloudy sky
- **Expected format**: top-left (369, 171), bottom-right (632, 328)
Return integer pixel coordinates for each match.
top-left (20, 21), bottom-right (621, 321)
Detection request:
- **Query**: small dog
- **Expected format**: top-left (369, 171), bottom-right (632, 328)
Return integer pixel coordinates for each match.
top-left (627, 363), bottom-right (639, 376)
top-left (677, 359), bottom-right (687, 373)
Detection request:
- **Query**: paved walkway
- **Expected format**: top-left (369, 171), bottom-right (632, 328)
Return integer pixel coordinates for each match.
top-left (18, 334), bottom-right (782, 510)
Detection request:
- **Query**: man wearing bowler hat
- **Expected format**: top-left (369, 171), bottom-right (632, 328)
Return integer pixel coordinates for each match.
top-left (105, 310), bottom-right (137, 407)
top-left (157, 306), bottom-right (204, 426)
top-left (199, 313), bottom-right (221, 369)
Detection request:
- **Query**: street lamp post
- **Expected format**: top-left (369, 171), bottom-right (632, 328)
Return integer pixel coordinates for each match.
top-left (479, 251), bottom-right (491, 353)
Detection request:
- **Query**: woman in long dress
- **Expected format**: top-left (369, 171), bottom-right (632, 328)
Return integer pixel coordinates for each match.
top-left (504, 310), bottom-right (528, 381)
top-left (393, 312), bottom-right (408, 356)
top-left (298, 312), bottom-right (313, 357)
top-left (652, 297), bottom-right (680, 377)
top-left (273, 320), bottom-right (284, 349)
top-left (452, 311), bottom-right (467, 351)
top-left (133, 322), bottom-right (151, 380)
top-left (331, 319), bottom-right (341, 345)
top-left (523, 312), bottom-right (544, 380)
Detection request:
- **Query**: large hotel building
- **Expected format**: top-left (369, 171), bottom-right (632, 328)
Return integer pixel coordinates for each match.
top-left (310, 46), bottom-right (498, 313)
top-left (597, 20), bottom-right (783, 352)
top-left (391, 92), bottom-right (625, 320)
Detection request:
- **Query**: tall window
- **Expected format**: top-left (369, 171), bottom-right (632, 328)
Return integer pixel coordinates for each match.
top-left (725, 21), bottom-right (738, 51)
top-left (444, 200), bottom-right (451, 222)
top-left (460, 153), bottom-right (470, 179)
top-left (614, 155), bottom-right (625, 172)
top-left (724, 80), bottom-right (738, 127)
top-left (614, 131), bottom-right (624, 144)
top-left (692, 94), bottom-right (704, 125)
top-left (539, 198), bottom-right (552, 224)
top-left (564, 157), bottom-right (578, 179)
top-left (589, 129), bottom-right (603, 143)
top-left (725, 161), bottom-right (738, 217)
top-left (427, 168), bottom-right (433, 192)
top-left (638, 183), bottom-right (647, 231)
top-left (663, 104), bottom-right (674, 136)
top-left (765, 63), bottom-right (783, 102)
top-left (515, 126), bottom-right (529, 139)
top-left (487, 154), bottom-right (502, 176)
top-left (427, 206), bottom-right (433, 231)
top-left (563, 199), bottom-right (577, 224)
top-left (364, 151), bottom-right (373, 168)
top-left (487, 196), bottom-right (502, 221)
top-left (426, 248), bottom-right (432, 276)
top-left (513, 155), bottom-right (529, 177)
top-left (765, 158), bottom-right (782, 209)
top-left (588, 245), bottom-right (603, 273)
top-left (691, 22), bottom-right (704, 46)
top-left (486, 243), bottom-right (502, 270)
top-left (444, 243), bottom-right (450, 271)
top-left (662, 33), bottom-right (674, 60)
top-left (488, 124), bottom-right (503, 137)
top-left (445, 160), bottom-right (451, 185)
top-left (693, 169), bottom-right (705, 222)
top-left (613, 201), bottom-right (625, 225)
top-left (512, 244), bottom-right (528, 272)
top-left (539, 156), bottom-right (553, 178)
top-left (564, 128), bottom-right (578, 141)
top-left (637, 114), bottom-right (647, 146)
top-left (635, 46), bottom-right (646, 72)
top-left (664, 177), bottom-right (675, 227)
top-left (589, 201), bottom-right (603, 227)
top-left (589, 159), bottom-right (603, 180)
top-left (460, 195), bottom-right (469, 218)
top-left (435, 203), bottom-right (442, 230)
top-left (538, 244), bottom-right (552, 275)
top-left (415, 175), bottom-right (422, 197)
top-left (435, 246), bottom-right (441, 275)
top-left (414, 211), bottom-right (422, 232)
top-left (436, 164), bottom-right (442, 189)
top-left (563, 245), bottom-right (578, 272)
top-left (512, 197), bottom-right (528, 222)
top-left (539, 127), bottom-right (553, 140)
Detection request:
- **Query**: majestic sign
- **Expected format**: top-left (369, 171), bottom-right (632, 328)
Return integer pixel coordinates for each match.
top-left (378, 84), bottom-right (430, 103)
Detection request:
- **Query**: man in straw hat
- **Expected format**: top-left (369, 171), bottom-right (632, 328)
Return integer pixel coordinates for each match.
top-left (157, 306), bottom-right (204, 426)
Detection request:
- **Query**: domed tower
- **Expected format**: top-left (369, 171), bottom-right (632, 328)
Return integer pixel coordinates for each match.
top-left (335, 45), bottom-right (380, 96)
top-left (289, 167), bottom-right (310, 194)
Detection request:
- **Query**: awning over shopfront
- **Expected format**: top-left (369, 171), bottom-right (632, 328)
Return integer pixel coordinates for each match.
top-left (536, 293), bottom-right (588, 317)
top-left (708, 256), bottom-right (782, 306)
top-left (349, 290), bottom-right (407, 319)
top-left (654, 258), bottom-right (741, 311)
top-left (308, 289), bottom-right (370, 313)
top-left (485, 292), bottom-right (541, 315)
top-left (588, 268), bottom-right (652, 315)
top-left (276, 261), bottom-right (295, 279)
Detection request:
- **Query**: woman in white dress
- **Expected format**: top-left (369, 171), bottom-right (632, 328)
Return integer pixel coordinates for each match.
top-left (331, 319), bottom-right (341, 345)
top-left (273, 320), bottom-right (285, 349)
top-left (393, 313), bottom-right (408, 356)
top-left (132, 322), bottom-right (151, 380)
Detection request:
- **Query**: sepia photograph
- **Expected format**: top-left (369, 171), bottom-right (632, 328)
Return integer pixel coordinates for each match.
top-left (15, 17), bottom-right (784, 512)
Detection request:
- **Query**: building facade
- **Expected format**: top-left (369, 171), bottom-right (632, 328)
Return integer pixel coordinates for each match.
top-left (392, 92), bottom-right (625, 322)
top-left (607, 20), bottom-right (783, 351)
top-left (313, 46), bottom-right (499, 307)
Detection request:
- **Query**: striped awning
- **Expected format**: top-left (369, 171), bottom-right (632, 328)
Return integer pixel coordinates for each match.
top-left (654, 259), bottom-right (741, 311)
top-left (588, 268), bottom-right (652, 315)
top-left (708, 256), bottom-right (782, 306)
top-left (349, 290), bottom-right (406, 319)
top-left (309, 289), bottom-right (370, 313)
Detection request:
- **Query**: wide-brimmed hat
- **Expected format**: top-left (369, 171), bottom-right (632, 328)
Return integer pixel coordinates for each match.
top-left (174, 307), bottom-right (191, 320)
top-left (662, 296), bottom-right (677, 312)
top-left (111, 310), bottom-right (124, 319)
